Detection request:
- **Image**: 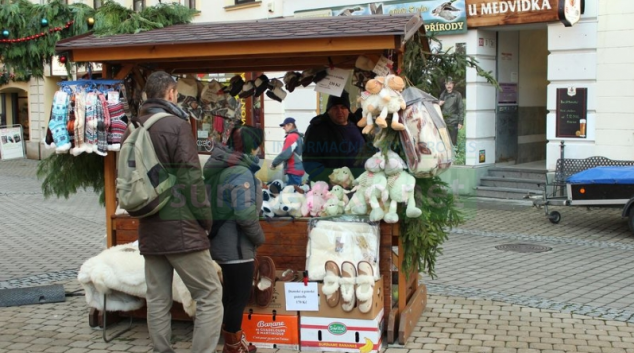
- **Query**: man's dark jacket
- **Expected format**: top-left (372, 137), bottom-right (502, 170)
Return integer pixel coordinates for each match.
top-left (121, 99), bottom-right (212, 256)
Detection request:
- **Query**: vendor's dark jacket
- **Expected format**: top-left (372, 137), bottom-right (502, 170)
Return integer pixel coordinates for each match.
top-left (439, 90), bottom-right (464, 125)
top-left (302, 110), bottom-right (372, 182)
top-left (203, 143), bottom-right (264, 264)
top-left (121, 99), bottom-right (212, 256)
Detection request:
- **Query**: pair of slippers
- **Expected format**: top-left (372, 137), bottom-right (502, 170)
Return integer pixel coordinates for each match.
top-left (250, 256), bottom-right (276, 307)
top-left (321, 260), bottom-right (375, 313)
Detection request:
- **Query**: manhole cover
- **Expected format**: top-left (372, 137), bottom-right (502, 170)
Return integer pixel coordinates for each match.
top-left (495, 243), bottom-right (552, 253)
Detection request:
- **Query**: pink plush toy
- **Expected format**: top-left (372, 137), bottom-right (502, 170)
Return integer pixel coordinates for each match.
top-left (302, 181), bottom-right (331, 217)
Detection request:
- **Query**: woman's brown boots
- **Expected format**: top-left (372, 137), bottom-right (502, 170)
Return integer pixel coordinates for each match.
top-left (221, 329), bottom-right (257, 353)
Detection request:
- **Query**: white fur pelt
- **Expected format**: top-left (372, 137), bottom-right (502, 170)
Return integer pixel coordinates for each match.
top-left (77, 243), bottom-right (222, 318)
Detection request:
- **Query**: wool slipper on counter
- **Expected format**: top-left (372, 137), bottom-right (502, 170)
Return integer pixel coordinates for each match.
top-left (340, 261), bottom-right (357, 312)
top-left (355, 260), bottom-right (375, 313)
top-left (322, 260), bottom-right (341, 307)
top-left (255, 256), bottom-right (276, 307)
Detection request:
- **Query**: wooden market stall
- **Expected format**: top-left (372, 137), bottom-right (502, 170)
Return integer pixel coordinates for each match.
top-left (56, 14), bottom-right (429, 345)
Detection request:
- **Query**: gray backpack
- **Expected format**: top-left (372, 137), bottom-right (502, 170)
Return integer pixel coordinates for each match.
top-left (116, 112), bottom-right (177, 218)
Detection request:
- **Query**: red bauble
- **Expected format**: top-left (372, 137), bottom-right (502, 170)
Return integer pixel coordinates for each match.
top-left (59, 56), bottom-right (67, 64)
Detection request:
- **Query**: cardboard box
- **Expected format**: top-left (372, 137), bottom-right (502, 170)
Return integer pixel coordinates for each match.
top-left (300, 310), bottom-right (384, 353)
top-left (243, 270), bottom-right (299, 316)
top-left (242, 312), bottom-right (299, 350)
top-left (301, 276), bottom-right (384, 320)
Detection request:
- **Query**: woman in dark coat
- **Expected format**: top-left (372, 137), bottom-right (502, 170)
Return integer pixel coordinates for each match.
top-left (203, 126), bottom-right (265, 353)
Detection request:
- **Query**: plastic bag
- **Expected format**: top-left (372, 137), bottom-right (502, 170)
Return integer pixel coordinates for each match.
top-left (399, 87), bottom-right (453, 178)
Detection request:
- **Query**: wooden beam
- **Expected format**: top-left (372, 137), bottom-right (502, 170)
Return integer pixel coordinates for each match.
top-left (69, 36), bottom-right (400, 63)
top-left (114, 64), bottom-right (134, 80)
top-left (159, 55), bottom-right (362, 73)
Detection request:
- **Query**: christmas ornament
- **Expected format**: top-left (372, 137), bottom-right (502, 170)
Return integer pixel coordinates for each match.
top-left (41, 18), bottom-right (49, 27)
top-left (87, 17), bottom-right (95, 27)
top-left (59, 55), bottom-right (67, 64)
top-left (2, 29), bottom-right (9, 38)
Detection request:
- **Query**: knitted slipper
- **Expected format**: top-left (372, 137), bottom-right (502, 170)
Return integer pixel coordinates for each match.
top-left (71, 92), bottom-right (86, 156)
top-left (340, 261), bottom-right (356, 312)
top-left (107, 102), bottom-right (127, 151)
top-left (277, 269), bottom-right (298, 282)
top-left (356, 260), bottom-right (375, 313)
top-left (255, 256), bottom-right (276, 307)
top-left (83, 92), bottom-right (98, 153)
top-left (322, 260), bottom-right (340, 308)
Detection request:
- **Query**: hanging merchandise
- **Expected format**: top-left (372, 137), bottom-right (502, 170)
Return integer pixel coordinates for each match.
top-left (399, 86), bottom-right (454, 177)
top-left (46, 80), bottom-right (127, 157)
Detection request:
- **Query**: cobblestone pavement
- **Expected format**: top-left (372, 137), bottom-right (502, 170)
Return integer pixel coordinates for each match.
top-left (2, 158), bottom-right (634, 352)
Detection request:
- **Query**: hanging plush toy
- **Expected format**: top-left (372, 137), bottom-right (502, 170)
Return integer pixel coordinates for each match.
top-left (356, 78), bottom-right (385, 135)
top-left (49, 90), bottom-right (72, 153)
top-left (383, 150), bottom-right (422, 223)
top-left (375, 74), bottom-right (406, 131)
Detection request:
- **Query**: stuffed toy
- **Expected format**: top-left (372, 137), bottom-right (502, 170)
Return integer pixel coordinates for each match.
top-left (356, 78), bottom-right (385, 135)
top-left (329, 185), bottom-right (350, 204)
top-left (375, 75), bottom-right (406, 131)
top-left (345, 152), bottom-right (388, 221)
top-left (267, 179), bottom-right (286, 194)
top-left (383, 150), bottom-right (422, 223)
top-left (262, 189), bottom-right (275, 202)
top-left (302, 181), bottom-right (331, 217)
top-left (328, 167), bottom-right (354, 189)
top-left (270, 186), bottom-right (306, 218)
top-left (261, 200), bottom-right (275, 218)
top-left (321, 197), bottom-right (345, 217)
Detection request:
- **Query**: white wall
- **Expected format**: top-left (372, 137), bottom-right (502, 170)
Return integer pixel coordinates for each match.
top-left (594, 0), bottom-right (634, 161)
top-left (545, 0), bottom-right (599, 169)
top-left (519, 30), bottom-right (547, 107)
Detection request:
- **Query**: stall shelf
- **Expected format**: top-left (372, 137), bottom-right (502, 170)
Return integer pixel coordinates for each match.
top-left (56, 14), bottom-right (429, 345)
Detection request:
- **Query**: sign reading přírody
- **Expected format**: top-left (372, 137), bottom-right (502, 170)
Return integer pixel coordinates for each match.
top-left (294, 0), bottom-right (468, 36)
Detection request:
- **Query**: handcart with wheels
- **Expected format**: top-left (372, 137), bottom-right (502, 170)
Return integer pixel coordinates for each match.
top-left (533, 156), bottom-right (634, 231)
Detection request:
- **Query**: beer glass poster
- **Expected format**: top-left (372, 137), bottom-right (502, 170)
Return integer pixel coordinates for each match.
top-left (556, 87), bottom-right (587, 138)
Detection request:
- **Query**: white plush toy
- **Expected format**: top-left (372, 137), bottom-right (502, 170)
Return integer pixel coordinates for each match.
top-left (261, 200), bottom-right (275, 218)
top-left (383, 150), bottom-right (422, 223)
top-left (375, 74), bottom-right (406, 131)
top-left (356, 78), bottom-right (385, 135)
top-left (329, 185), bottom-right (350, 204)
top-left (270, 185), bottom-right (306, 218)
top-left (321, 197), bottom-right (345, 217)
top-left (346, 152), bottom-right (388, 221)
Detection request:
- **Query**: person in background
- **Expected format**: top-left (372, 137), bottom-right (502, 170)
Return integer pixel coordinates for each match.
top-left (439, 77), bottom-right (465, 146)
top-left (203, 126), bottom-right (265, 353)
top-left (270, 117), bottom-right (305, 189)
top-left (302, 90), bottom-right (371, 182)
top-left (124, 71), bottom-right (223, 353)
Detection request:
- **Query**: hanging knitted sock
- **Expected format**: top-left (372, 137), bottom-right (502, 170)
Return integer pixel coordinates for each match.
top-left (84, 92), bottom-right (98, 153)
top-left (49, 91), bottom-right (71, 153)
top-left (95, 94), bottom-right (109, 156)
top-left (72, 91), bottom-right (86, 156)
top-left (66, 94), bottom-right (76, 150)
top-left (107, 102), bottom-right (127, 151)
top-left (119, 84), bottom-right (133, 119)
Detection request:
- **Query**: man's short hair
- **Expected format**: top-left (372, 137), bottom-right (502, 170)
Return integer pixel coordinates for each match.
top-left (145, 71), bottom-right (177, 100)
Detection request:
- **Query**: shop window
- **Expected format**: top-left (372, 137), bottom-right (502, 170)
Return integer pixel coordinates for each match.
top-left (186, 0), bottom-right (196, 9)
top-left (235, 0), bottom-right (256, 4)
top-left (134, 0), bottom-right (145, 12)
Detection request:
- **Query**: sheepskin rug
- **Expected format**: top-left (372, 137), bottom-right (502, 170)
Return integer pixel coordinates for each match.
top-left (77, 243), bottom-right (222, 318)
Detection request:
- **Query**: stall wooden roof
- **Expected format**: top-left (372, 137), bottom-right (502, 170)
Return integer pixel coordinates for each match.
top-left (56, 14), bottom-right (426, 73)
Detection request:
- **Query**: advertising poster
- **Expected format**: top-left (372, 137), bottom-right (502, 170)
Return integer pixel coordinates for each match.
top-left (296, 0), bottom-right (467, 36)
top-left (0, 126), bottom-right (25, 160)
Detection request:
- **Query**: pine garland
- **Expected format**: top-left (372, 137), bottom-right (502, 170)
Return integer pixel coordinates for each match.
top-left (36, 153), bottom-right (105, 206)
top-left (0, 0), bottom-right (197, 80)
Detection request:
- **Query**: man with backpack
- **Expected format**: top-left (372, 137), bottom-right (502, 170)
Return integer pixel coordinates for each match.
top-left (121, 71), bottom-right (222, 353)
top-left (270, 117), bottom-right (305, 188)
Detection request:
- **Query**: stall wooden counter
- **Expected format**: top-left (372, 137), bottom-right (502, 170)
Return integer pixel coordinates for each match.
top-left (57, 13), bottom-right (430, 345)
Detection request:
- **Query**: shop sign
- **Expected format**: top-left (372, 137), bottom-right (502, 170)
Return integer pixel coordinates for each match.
top-left (0, 125), bottom-right (25, 160)
top-left (559, 0), bottom-right (581, 27)
top-left (466, 0), bottom-right (583, 27)
top-left (556, 87), bottom-right (587, 138)
top-left (294, 0), bottom-right (468, 36)
top-left (467, 0), bottom-right (559, 27)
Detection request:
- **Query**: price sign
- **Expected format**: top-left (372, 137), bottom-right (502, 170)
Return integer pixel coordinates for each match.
top-left (314, 68), bottom-right (350, 97)
top-left (284, 282), bottom-right (319, 311)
